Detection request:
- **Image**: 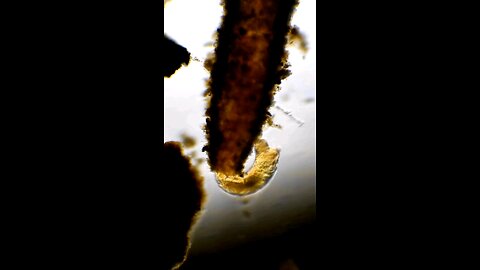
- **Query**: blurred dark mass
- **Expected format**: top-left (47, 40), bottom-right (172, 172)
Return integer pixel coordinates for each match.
top-left (163, 142), bottom-right (205, 269)
top-left (162, 35), bottom-right (191, 77)
top-left (180, 222), bottom-right (316, 270)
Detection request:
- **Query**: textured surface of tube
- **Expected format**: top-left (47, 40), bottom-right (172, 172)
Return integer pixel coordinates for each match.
top-left (204, 0), bottom-right (298, 176)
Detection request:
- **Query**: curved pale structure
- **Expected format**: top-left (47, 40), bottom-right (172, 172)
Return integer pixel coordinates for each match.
top-left (215, 139), bottom-right (280, 195)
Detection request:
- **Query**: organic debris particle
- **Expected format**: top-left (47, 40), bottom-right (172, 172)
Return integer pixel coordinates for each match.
top-left (195, 159), bottom-right (205, 167)
top-left (288, 25), bottom-right (308, 54)
top-left (304, 97), bottom-right (315, 103)
top-left (242, 209), bottom-right (252, 218)
top-left (180, 133), bottom-right (196, 148)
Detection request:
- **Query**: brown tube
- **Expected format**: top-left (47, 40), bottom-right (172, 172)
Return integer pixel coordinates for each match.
top-left (204, 0), bottom-right (298, 176)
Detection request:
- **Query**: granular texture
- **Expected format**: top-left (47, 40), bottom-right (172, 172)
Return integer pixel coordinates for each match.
top-left (204, 0), bottom-right (298, 176)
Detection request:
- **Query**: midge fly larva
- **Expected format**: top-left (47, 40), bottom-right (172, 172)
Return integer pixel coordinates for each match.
top-left (215, 139), bottom-right (280, 196)
top-left (204, 0), bottom-right (298, 195)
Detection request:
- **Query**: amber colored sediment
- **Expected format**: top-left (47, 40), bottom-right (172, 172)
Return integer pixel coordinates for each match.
top-left (215, 139), bottom-right (280, 196)
top-left (205, 0), bottom-right (298, 176)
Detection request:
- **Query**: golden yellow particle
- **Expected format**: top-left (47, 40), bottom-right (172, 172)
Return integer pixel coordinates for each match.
top-left (265, 115), bottom-right (282, 129)
top-left (215, 139), bottom-right (280, 196)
